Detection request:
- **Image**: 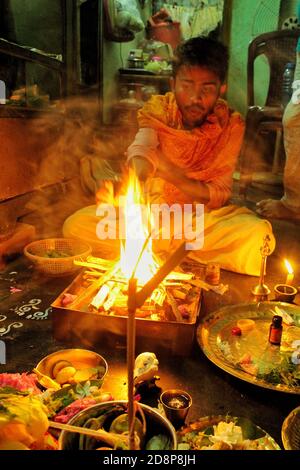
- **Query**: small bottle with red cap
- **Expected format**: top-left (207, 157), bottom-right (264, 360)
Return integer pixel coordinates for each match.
top-left (268, 315), bottom-right (283, 345)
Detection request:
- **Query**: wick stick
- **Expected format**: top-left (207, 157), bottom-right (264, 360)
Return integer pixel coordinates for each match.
top-left (127, 277), bottom-right (137, 450)
top-left (126, 242), bottom-right (190, 448)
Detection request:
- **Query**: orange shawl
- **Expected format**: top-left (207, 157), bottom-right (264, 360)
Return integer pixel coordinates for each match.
top-left (137, 92), bottom-right (244, 206)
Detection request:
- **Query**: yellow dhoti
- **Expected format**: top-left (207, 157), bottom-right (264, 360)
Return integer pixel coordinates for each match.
top-left (63, 203), bottom-right (275, 276)
top-left (187, 204), bottom-right (275, 275)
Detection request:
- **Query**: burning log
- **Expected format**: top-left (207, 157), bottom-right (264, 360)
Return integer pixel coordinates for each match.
top-left (68, 262), bottom-right (120, 310)
top-left (76, 250), bottom-right (196, 319)
top-left (166, 290), bottom-right (183, 322)
top-left (90, 283), bottom-right (111, 309)
top-left (103, 284), bottom-right (122, 311)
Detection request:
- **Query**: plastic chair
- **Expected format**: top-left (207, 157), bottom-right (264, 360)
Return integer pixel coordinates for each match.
top-left (239, 29), bottom-right (300, 196)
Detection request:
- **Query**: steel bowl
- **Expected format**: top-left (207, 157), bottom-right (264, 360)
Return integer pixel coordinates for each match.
top-left (58, 400), bottom-right (177, 450)
top-left (35, 348), bottom-right (108, 388)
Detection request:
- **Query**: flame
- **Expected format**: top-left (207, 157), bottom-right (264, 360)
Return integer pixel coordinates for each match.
top-left (284, 259), bottom-right (294, 274)
top-left (120, 172), bottom-right (158, 284)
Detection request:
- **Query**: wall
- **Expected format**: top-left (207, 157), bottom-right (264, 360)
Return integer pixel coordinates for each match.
top-left (9, 0), bottom-right (62, 53)
top-left (227, 0), bottom-right (299, 116)
top-left (0, 116), bottom-right (57, 201)
top-left (227, 0), bottom-right (280, 116)
top-left (0, 1), bottom-right (64, 204)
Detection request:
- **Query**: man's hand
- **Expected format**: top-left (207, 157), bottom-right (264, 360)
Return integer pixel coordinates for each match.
top-left (129, 156), bottom-right (154, 182)
top-left (156, 156), bottom-right (210, 204)
top-left (156, 158), bottom-right (181, 180)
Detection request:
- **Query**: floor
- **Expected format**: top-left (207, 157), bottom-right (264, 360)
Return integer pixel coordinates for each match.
top-left (1, 179), bottom-right (300, 449)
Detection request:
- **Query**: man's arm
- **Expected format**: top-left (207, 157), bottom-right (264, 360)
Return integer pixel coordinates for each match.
top-left (127, 127), bottom-right (209, 201)
top-left (156, 158), bottom-right (210, 204)
top-left (156, 118), bottom-right (244, 208)
top-left (204, 120), bottom-right (245, 208)
top-left (127, 117), bottom-right (244, 208)
top-left (127, 128), bottom-right (159, 180)
top-left (130, 156), bottom-right (154, 182)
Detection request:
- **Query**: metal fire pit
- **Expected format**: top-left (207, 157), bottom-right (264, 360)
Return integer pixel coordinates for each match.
top-left (51, 271), bottom-right (202, 356)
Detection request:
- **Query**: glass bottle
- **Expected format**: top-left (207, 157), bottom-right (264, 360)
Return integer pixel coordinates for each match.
top-left (268, 315), bottom-right (283, 345)
top-left (282, 62), bottom-right (295, 108)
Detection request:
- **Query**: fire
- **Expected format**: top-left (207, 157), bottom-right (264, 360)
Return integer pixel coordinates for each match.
top-left (284, 259), bottom-right (294, 286)
top-left (120, 172), bottom-right (158, 285)
top-left (72, 173), bottom-right (195, 314)
top-left (284, 259), bottom-right (293, 274)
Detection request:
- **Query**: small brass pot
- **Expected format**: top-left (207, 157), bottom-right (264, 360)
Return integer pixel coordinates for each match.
top-left (274, 284), bottom-right (298, 303)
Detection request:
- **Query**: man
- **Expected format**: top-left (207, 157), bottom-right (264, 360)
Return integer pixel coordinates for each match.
top-left (64, 36), bottom-right (275, 275)
top-left (256, 29), bottom-right (300, 220)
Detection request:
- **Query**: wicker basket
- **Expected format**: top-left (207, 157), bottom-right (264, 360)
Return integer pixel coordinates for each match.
top-left (24, 238), bottom-right (92, 276)
top-left (282, 406), bottom-right (300, 450)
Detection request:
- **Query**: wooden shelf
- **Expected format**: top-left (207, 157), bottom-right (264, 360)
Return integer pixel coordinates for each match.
top-left (118, 71), bottom-right (171, 92)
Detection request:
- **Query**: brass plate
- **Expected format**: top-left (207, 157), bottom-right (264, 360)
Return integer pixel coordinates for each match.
top-left (197, 302), bottom-right (300, 394)
top-left (35, 348), bottom-right (108, 389)
top-left (177, 415), bottom-right (281, 450)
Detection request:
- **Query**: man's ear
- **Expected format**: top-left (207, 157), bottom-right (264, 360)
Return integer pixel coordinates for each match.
top-left (170, 76), bottom-right (175, 91)
top-left (220, 83), bottom-right (227, 96)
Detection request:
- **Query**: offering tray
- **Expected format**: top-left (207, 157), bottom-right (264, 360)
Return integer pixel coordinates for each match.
top-left (177, 415), bottom-right (281, 450)
top-left (197, 302), bottom-right (300, 394)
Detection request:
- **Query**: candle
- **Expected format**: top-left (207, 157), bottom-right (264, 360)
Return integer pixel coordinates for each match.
top-left (284, 259), bottom-right (294, 286)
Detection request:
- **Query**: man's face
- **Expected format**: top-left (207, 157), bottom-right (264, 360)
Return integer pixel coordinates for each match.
top-left (171, 65), bottom-right (225, 129)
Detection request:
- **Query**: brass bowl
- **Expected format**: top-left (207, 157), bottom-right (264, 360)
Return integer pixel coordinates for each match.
top-left (58, 400), bottom-right (177, 450)
top-left (35, 348), bottom-right (108, 388)
top-left (274, 284), bottom-right (298, 303)
top-left (282, 406), bottom-right (300, 450)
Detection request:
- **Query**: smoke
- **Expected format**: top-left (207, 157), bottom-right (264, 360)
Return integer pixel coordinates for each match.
top-left (22, 96), bottom-right (132, 238)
